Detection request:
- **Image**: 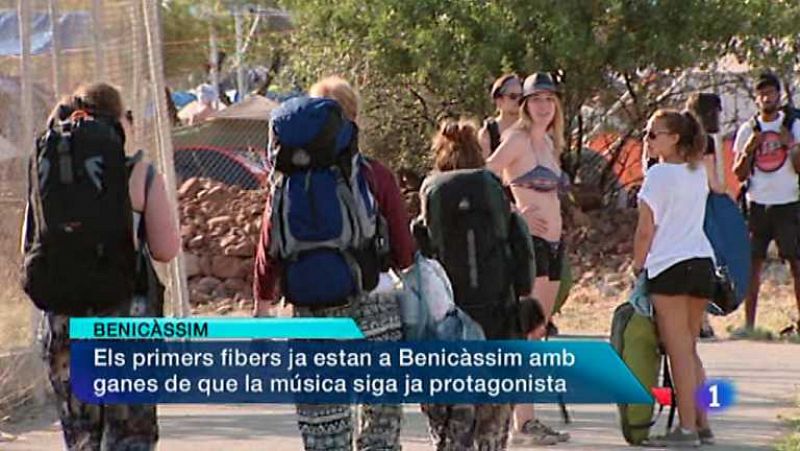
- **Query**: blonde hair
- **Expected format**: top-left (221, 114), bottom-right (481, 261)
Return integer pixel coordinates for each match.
top-left (515, 94), bottom-right (566, 156)
top-left (432, 119), bottom-right (485, 172)
top-left (309, 76), bottom-right (360, 121)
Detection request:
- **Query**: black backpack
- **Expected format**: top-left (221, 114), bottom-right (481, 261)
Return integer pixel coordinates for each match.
top-left (738, 105), bottom-right (800, 216)
top-left (414, 169), bottom-right (535, 338)
top-left (749, 104), bottom-right (799, 135)
top-left (21, 109), bottom-right (136, 316)
top-left (484, 118), bottom-right (501, 154)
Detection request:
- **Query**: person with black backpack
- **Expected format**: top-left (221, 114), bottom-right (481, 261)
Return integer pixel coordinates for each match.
top-left (731, 71), bottom-right (800, 337)
top-left (478, 74), bottom-right (523, 158)
top-left (22, 83), bottom-right (180, 450)
top-left (253, 76), bottom-right (414, 451)
top-left (414, 118), bottom-right (542, 450)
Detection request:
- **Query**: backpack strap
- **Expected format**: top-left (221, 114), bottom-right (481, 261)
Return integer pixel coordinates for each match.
top-left (485, 118), bottom-right (501, 153)
top-left (782, 105), bottom-right (798, 131)
top-left (750, 115), bottom-right (761, 133)
top-left (127, 149), bottom-right (145, 171)
top-left (662, 353), bottom-right (677, 432)
top-left (126, 149), bottom-right (155, 242)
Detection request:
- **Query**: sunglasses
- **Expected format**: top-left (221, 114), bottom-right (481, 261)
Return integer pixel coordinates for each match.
top-left (503, 93), bottom-right (522, 101)
top-left (644, 129), bottom-right (671, 140)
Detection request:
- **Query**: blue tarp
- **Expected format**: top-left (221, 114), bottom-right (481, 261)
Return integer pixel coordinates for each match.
top-left (171, 91), bottom-right (196, 109)
top-left (0, 10), bottom-right (93, 56)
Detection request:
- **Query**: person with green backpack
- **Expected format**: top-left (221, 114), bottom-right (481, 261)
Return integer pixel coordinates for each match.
top-left (633, 109), bottom-right (716, 447)
top-left (414, 118), bottom-right (543, 450)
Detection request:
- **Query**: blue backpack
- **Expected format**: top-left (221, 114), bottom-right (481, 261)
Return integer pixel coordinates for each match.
top-left (703, 193), bottom-right (751, 315)
top-left (267, 97), bottom-right (389, 306)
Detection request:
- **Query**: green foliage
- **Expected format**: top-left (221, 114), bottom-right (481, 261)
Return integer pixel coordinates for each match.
top-left (154, 0), bottom-right (798, 176)
top-left (161, 0), bottom-right (281, 85)
top-left (275, 0), bottom-right (773, 173)
top-left (777, 410), bottom-right (800, 451)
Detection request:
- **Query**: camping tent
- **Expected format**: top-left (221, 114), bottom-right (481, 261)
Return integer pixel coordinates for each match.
top-left (0, 10), bottom-right (93, 56)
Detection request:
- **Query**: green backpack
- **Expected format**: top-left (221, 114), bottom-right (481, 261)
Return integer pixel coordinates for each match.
top-left (415, 169), bottom-right (535, 339)
top-left (610, 302), bottom-right (674, 445)
top-left (552, 259), bottom-right (573, 316)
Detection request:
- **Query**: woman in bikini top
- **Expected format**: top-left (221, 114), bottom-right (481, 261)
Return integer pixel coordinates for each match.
top-left (488, 114), bottom-right (566, 244)
top-left (509, 153), bottom-right (571, 193)
top-left (486, 72), bottom-right (572, 445)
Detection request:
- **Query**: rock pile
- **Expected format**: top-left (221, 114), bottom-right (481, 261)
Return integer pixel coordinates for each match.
top-left (178, 178), bottom-right (266, 310)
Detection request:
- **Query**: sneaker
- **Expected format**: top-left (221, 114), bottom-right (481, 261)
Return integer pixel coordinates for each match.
top-left (514, 419), bottom-right (569, 444)
top-left (533, 418), bottom-right (571, 442)
top-left (728, 326), bottom-right (752, 340)
top-left (699, 323), bottom-right (716, 340)
top-left (546, 321), bottom-right (559, 338)
top-left (698, 427), bottom-right (715, 445)
top-left (511, 420), bottom-right (559, 446)
top-left (779, 322), bottom-right (798, 338)
top-left (643, 428), bottom-right (701, 448)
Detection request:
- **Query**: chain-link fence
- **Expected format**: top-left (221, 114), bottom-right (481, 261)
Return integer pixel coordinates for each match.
top-left (0, 0), bottom-right (186, 418)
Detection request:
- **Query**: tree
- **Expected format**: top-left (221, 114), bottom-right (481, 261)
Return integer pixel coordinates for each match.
top-left (276, 0), bottom-right (765, 176)
top-left (161, 0), bottom-right (284, 87)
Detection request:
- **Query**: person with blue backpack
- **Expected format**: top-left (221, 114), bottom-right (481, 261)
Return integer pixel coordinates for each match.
top-left (253, 77), bottom-right (414, 451)
top-left (731, 71), bottom-right (800, 337)
top-left (633, 109), bottom-right (716, 447)
top-left (644, 93), bottom-right (727, 340)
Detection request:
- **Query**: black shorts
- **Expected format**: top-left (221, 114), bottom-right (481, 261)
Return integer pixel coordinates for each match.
top-left (646, 258), bottom-right (715, 298)
top-left (532, 236), bottom-right (563, 281)
top-left (748, 201), bottom-right (800, 260)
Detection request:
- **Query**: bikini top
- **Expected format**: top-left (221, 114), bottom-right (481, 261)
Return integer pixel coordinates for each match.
top-left (509, 165), bottom-right (570, 193)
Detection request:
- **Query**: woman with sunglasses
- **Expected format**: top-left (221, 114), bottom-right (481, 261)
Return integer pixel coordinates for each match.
top-left (486, 72), bottom-right (570, 446)
top-left (479, 74), bottom-right (523, 158)
top-left (634, 109), bottom-right (716, 447)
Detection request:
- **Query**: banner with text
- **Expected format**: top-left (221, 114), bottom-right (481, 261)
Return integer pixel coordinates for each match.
top-left (71, 340), bottom-right (652, 405)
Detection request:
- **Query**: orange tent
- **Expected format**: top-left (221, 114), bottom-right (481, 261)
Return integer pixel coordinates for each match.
top-left (585, 133), bottom-right (741, 197)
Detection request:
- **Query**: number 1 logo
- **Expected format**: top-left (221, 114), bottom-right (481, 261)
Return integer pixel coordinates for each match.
top-left (696, 379), bottom-right (736, 413)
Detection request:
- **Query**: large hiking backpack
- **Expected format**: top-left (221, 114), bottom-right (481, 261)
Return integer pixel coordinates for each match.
top-left (21, 109), bottom-right (135, 316)
top-left (704, 193), bottom-right (751, 315)
top-left (414, 169), bottom-right (534, 338)
top-left (267, 96), bottom-right (389, 307)
top-left (610, 303), bottom-right (676, 445)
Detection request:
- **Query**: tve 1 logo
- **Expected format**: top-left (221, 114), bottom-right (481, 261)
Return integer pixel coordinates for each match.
top-left (696, 379), bottom-right (736, 413)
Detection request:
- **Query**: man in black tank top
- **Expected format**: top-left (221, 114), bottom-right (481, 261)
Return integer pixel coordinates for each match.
top-left (479, 74), bottom-right (523, 158)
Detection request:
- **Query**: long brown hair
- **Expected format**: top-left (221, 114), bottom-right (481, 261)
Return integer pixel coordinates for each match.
top-left (432, 119), bottom-right (485, 171)
top-left (651, 108), bottom-right (706, 168)
top-left (47, 82), bottom-right (124, 124)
